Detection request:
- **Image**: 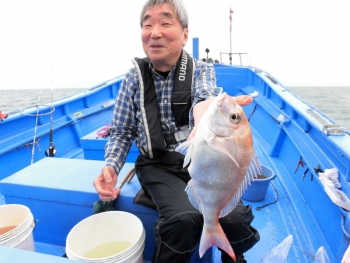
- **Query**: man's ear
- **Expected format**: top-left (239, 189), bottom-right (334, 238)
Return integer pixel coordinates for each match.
top-left (182, 28), bottom-right (189, 47)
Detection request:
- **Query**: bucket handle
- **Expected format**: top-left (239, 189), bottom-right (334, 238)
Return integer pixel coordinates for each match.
top-left (256, 179), bottom-right (278, 211)
top-left (270, 174), bottom-right (277, 180)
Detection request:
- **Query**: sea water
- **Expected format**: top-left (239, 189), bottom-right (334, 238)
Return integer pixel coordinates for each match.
top-left (0, 88), bottom-right (86, 113)
top-left (288, 86), bottom-right (350, 131)
top-left (0, 86), bottom-right (349, 130)
top-left (83, 241), bottom-right (133, 259)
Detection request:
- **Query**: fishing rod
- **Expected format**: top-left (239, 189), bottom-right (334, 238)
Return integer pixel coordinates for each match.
top-left (31, 90), bottom-right (42, 165)
top-left (45, 88), bottom-right (56, 157)
top-left (45, 62), bottom-right (56, 157)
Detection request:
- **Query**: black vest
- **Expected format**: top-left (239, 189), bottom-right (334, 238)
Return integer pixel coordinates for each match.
top-left (133, 50), bottom-right (194, 158)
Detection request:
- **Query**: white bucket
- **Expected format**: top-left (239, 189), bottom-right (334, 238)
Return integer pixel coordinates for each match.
top-left (0, 204), bottom-right (35, 251)
top-left (66, 211), bottom-right (145, 263)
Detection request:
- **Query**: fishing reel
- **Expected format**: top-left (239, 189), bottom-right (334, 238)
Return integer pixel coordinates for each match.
top-left (45, 126), bottom-right (56, 157)
top-left (45, 144), bottom-right (56, 157)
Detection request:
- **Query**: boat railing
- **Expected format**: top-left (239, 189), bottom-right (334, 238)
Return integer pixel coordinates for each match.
top-left (220, 52), bottom-right (252, 67)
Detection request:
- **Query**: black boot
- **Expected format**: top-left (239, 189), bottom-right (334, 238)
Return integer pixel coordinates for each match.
top-left (238, 254), bottom-right (247, 263)
top-left (222, 253), bottom-right (247, 263)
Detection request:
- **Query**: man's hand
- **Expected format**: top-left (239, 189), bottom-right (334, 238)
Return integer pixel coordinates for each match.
top-left (188, 95), bottom-right (253, 140)
top-left (233, 95), bottom-right (253, 106)
top-left (93, 166), bottom-right (120, 201)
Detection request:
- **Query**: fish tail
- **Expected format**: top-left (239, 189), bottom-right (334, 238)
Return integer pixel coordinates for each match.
top-left (199, 223), bottom-right (236, 261)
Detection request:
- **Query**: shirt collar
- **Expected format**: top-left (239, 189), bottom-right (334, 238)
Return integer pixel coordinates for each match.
top-left (148, 61), bottom-right (178, 77)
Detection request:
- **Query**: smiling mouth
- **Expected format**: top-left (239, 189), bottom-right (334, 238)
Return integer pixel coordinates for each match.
top-left (150, 44), bottom-right (164, 48)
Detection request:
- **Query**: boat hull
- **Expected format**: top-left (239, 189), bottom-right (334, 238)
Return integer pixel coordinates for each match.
top-left (1, 64), bottom-right (350, 262)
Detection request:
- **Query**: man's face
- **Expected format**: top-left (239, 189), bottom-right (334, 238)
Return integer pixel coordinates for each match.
top-left (141, 3), bottom-right (188, 71)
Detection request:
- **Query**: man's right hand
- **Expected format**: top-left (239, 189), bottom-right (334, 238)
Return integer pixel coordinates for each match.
top-left (93, 166), bottom-right (120, 201)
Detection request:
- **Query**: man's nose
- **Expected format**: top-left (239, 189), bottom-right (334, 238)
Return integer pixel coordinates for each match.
top-left (151, 24), bottom-right (162, 38)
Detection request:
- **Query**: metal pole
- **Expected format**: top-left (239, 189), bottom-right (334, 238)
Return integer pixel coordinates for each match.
top-left (192, 38), bottom-right (199, 60)
top-left (229, 8), bottom-right (233, 65)
top-left (230, 29), bottom-right (232, 65)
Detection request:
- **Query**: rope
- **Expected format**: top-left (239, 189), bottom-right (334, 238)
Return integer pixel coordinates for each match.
top-left (341, 213), bottom-right (350, 239)
top-left (21, 104), bottom-right (55, 116)
top-left (96, 122), bottom-right (111, 138)
top-left (256, 182), bottom-right (279, 210)
top-left (247, 104), bottom-right (258, 121)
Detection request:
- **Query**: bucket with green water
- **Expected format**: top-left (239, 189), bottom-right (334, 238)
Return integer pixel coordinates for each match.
top-left (66, 211), bottom-right (145, 263)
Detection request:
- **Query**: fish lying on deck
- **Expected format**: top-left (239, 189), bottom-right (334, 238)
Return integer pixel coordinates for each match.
top-left (176, 92), bottom-right (261, 260)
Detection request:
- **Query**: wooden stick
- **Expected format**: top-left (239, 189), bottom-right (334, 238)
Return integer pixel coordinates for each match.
top-left (117, 167), bottom-right (136, 189)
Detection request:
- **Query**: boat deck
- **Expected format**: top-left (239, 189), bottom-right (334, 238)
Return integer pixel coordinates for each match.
top-left (1, 64), bottom-right (349, 262)
top-left (0, 124), bottom-right (338, 262)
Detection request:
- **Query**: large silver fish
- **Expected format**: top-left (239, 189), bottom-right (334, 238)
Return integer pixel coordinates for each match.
top-left (176, 92), bottom-right (261, 260)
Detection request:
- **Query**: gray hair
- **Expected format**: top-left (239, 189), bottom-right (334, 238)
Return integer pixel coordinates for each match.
top-left (140, 0), bottom-right (189, 29)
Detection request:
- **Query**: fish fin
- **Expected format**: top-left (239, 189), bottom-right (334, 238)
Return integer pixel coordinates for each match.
top-left (205, 135), bottom-right (240, 168)
top-left (175, 139), bottom-right (194, 168)
top-left (175, 139), bottom-right (193, 155)
top-left (219, 193), bottom-right (241, 218)
top-left (252, 151), bottom-right (263, 175)
top-left (199, 223), bottom-right (236, 261)
top-left (219, 151), bottom-right (262, 218)
top-left (185, 180), bottom-right (201, 212)
top-left (183, 140), bottom-right (194, 168)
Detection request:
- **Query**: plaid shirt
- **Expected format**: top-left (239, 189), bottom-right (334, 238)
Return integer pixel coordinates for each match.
top-left (105, 59), bottom-right (217, 174)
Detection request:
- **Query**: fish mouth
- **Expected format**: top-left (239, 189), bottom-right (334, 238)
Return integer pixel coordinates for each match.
top-left (216, 92), bottom-right (228, 107)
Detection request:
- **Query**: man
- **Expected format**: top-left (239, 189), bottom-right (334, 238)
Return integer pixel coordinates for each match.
top-left (93, 0), bottom-right (260, 262)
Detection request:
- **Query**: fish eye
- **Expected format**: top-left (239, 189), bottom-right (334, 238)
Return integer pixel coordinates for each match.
top-left (229, 112), bottom-right (241, 123)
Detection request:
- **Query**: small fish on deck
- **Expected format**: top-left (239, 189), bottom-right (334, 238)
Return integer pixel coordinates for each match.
top-left (176, 92), bottom-right (261, 260)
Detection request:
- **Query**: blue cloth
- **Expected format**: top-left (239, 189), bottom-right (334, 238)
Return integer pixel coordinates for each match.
top-left (105, 59), bottom-right (217, 174)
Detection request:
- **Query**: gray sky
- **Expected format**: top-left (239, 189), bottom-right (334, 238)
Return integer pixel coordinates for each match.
top-left (1, 0), bottom-right (350, 89)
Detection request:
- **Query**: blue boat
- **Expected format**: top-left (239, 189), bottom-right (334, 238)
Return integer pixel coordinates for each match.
top-left (1, 39), bottom-right (350, 263)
